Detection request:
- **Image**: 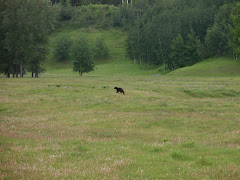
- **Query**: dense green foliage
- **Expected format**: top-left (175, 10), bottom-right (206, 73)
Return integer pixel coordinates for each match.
top-left (70, 4), bottom-right (118, 28)
top-left (1, 0), bottom-right (240, 77)
top-left (0, 0), bottom-right (7, 74)
top-left (53, 35), bottom-right (72, 62)
top-left (170, 34), bottom-right (187, 68)
top-left (126, 0), bottom-right (239, 69)
top-left (94, 38), bottom-right (109, 60)
top-left (0, 0), bottom-right (56, 78)
top-left (58, 0), bottom-right (73, 20)
top-left (51, 0), bottom-right (122, 6)
top-left (55, 0), bottom-right (148, 29)
top-left (205, 3), bottom-right (236, 57)
top-left (230, 2), bottom-right (240, 60)
top-left (72, 36), bottom-right (94, 76)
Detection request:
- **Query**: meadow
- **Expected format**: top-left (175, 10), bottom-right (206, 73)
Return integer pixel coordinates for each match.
top-left (1, 73), bottom-right (240, 179)
top-left (1, 28), bottom-right (240, 179)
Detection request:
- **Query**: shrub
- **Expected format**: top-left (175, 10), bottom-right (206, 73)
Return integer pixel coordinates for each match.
top-left (72, 36), bottom-right (94, 76)
top-left (53, 35), bottom-right (72, 62)
top-left (94, 38), bottom-right (109, 60)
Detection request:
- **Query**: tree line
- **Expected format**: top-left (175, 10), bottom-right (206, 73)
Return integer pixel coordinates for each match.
top-left (0, 0), bottom-right (114, 78)
top-left (125, 0), bottom-right (240, 70)
top-left (56, 0), bottom-right (137, 29)
top-left (0, 0), bottom-right (56, 78)
top-left (51, 0), bottom-right (122, 6)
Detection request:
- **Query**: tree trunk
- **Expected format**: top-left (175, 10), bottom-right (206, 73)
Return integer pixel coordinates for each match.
top-left (7, 69), bottom-right (10, 78)
top-left (15, 51), bottom-right (18, 78)
top-left (35, 71), bottom-right (39, 78)
top-left (32, 72), bottom-right (34, 78)
top-left (12, 66), bottom-right (15, 77)
top-left (35, 40), bottom-right (39, 78)
top-left (139, 58), bottom-right (142, 69)
top-left (20, 60), bottom-right (23, 78)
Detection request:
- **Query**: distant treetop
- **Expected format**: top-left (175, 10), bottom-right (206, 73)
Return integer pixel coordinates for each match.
top-left (51, 0), bottom-right (123, 6)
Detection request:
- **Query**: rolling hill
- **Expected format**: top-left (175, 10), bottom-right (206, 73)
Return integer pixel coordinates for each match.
top-left (166, 57), bottom-right (240, 77)
top-left (44, 28), bottom-right (240, 78)
top-left (45, 28), bottom-right (159, 77)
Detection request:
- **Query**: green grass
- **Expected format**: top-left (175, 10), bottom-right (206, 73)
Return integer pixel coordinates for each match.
top-left (166, 57), bottom-right (240, 77)
top-left (1, 28), bottom-right (240, 179)
top-left (1, 75), bottom-right (240, 179)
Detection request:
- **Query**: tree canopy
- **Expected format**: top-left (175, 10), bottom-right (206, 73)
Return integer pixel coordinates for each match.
top-left (125, 0), bottom-right (239, 70)
top-left (1, 0), bottom-right (240, 77)
top-left (0, 0), bottom-right (56, 78)
top-left (72, 36), bottom-right (95, 76)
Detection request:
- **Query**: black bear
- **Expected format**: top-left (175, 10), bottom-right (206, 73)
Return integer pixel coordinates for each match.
top-left (114, 87), bottom-right (125, 95)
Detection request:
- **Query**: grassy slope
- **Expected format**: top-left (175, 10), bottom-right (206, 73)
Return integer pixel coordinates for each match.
top-left (46, 27), bottom-right (240, 78)
top-left (45, 27), bottom-right (160, 77)
top-left (166, 57), bottom-right (240, 77)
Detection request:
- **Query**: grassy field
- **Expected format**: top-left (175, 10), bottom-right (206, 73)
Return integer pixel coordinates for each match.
top-left (1, 74), bottom-right (240, 179)
top-left (1, 28), bottom-right (240, 179)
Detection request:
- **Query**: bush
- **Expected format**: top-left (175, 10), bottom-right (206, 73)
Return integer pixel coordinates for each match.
top-left (72, 36), bottom-right (94, 76)
top-left (70, 4), bottom-right (118, 28)
top-left (94, 38), bottom-right (109, 60)
top-left (59, 0), bottom-right (73, 21)
top-left (53, 35), bottom-right (72, 62)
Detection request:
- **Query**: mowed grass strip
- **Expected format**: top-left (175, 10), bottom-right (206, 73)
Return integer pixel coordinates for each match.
top-left (0, 76), bottom-right (240, 179)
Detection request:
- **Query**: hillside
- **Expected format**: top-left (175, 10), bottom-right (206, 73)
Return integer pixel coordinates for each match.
top-left (45, 28), bottom-right (160, 77)
top-left (45, 28), bottom-right (240, 78)
top-left (166, 57), bottom-right (240, 77)
top-left (46, 28), bottom-right (240, 78)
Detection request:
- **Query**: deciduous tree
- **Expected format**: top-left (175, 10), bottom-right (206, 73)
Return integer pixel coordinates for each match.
top-left (54, 35), bottom-right (72, 62)
top-left (229, 2), bottom-right (240, 60)
top-left (72, 36), bottom-right (94, 76)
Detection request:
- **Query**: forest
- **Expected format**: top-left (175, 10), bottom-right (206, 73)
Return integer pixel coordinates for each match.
top-left (0, 0), bottom-right (240, 76)
top-left (125, 0), bottom-right (240, 69)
